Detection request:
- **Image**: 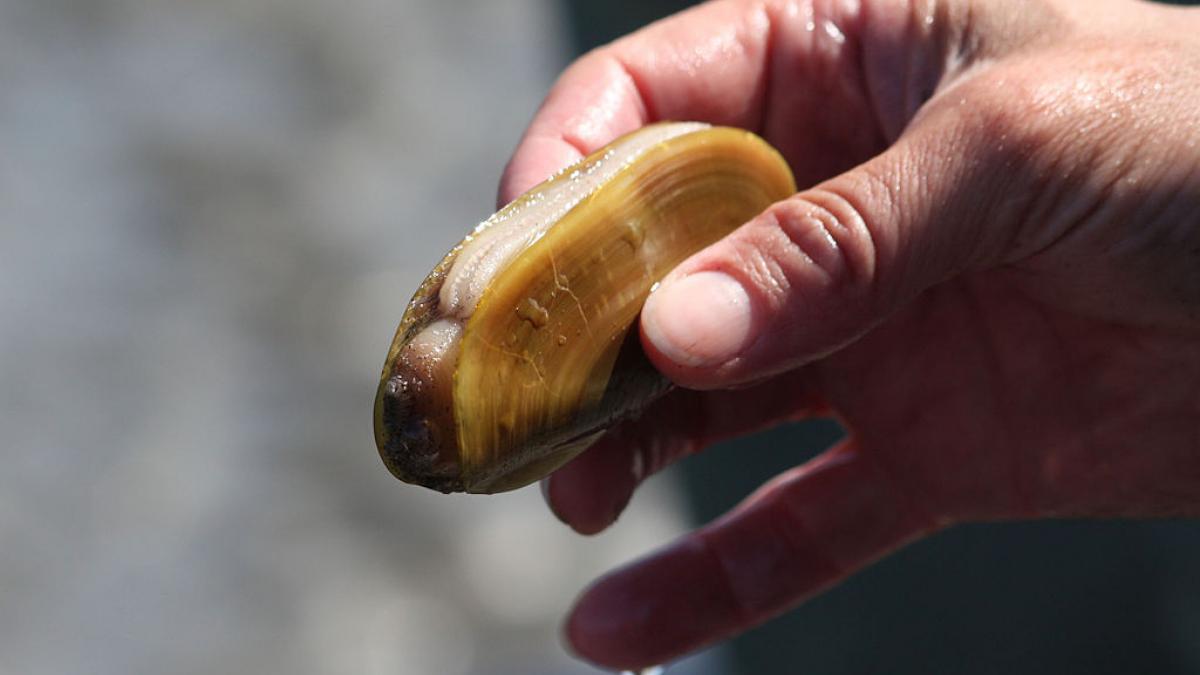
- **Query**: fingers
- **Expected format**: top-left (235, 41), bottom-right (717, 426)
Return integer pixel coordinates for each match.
top-left (542, 368), bottom-right (825, 535)
top-left (499, 0), bottom-right (775, 204)
top-left (499, 0), bottom-right (908, 205)
top-left (565, 440), bottom-right (941, 670)
top-left (638, 92), bottom-right (1042, 389)
top-left (496, 53), bottom-right (649, 206)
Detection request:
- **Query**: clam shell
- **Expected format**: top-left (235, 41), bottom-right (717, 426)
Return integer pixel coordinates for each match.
top-left (375, 123), bottom-right (796, 493)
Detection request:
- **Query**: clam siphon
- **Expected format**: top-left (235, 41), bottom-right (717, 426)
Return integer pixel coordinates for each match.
top-left (374, 122), bottom-right (796, 493)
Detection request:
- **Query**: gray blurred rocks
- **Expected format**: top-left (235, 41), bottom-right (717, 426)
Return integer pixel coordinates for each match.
top-left (0, 1), bottom-right (725, 673)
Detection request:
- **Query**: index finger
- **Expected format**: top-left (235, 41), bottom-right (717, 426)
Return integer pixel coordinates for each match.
top-left (498, 0), bottom-right (774, 205)
top-left (498, 0), bottom-right (911, 205)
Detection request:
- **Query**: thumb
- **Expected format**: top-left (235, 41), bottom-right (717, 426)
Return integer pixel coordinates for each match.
top-left (640, 107), bottom-right (1028, 388)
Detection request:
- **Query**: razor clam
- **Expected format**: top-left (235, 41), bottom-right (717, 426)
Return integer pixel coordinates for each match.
top-left (375, 122), bottom-right (796, 493)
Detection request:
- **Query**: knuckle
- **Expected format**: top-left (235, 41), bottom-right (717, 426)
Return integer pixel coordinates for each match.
top-left (945, 45), bottom-right (1169, 168)
top-left (757, 186), bottom-right (883, 307)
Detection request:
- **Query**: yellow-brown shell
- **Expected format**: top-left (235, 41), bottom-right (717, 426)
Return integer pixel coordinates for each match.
top-left (375, 123), bottom-right (796, 493)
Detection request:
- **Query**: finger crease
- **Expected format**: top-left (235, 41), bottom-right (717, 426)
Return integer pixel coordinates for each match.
top-left (609, 52), bottom-right (656, 123)
top-left (755, 0), bottom-right (780, 135)
top-left (554, 131), bottom-right (592, 160)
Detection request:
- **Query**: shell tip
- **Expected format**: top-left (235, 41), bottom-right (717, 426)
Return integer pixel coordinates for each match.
top-left (374, 372), bottom-right (464, 493)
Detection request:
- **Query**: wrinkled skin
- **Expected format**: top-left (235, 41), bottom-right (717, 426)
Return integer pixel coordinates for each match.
top-left (497, 0), bottom-right (1200, 669)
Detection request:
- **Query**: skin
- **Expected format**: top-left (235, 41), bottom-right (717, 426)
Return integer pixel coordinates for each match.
top-left (497, 0), bottom-right (1200, 669)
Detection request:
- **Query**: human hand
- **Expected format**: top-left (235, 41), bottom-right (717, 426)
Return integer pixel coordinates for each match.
top-left (498, 0), bottom-right (1200, 669)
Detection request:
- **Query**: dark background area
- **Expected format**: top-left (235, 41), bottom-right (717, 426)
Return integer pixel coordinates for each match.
top-left (561, 0), bottom-right (1200, 672)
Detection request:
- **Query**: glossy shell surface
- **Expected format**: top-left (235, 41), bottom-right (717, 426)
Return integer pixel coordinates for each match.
top-left (375, 123), bottom-right (796, 493)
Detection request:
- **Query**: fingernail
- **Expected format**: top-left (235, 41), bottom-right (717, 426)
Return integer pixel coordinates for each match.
top-left (642, 271), bottom-right (753, 368)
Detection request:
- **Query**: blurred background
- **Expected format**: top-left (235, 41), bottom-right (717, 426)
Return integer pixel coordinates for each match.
top-left (0, 1), bottom-right (708, 673)
top-left (3, 0), bottom-right (1200, 674)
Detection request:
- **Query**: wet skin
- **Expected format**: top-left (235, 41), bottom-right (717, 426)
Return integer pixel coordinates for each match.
top-left (497, 0), bottom-right (1200, 669)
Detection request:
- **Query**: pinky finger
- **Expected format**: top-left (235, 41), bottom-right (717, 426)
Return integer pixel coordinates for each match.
top-left (565, 439), bottom-right (942, 670)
